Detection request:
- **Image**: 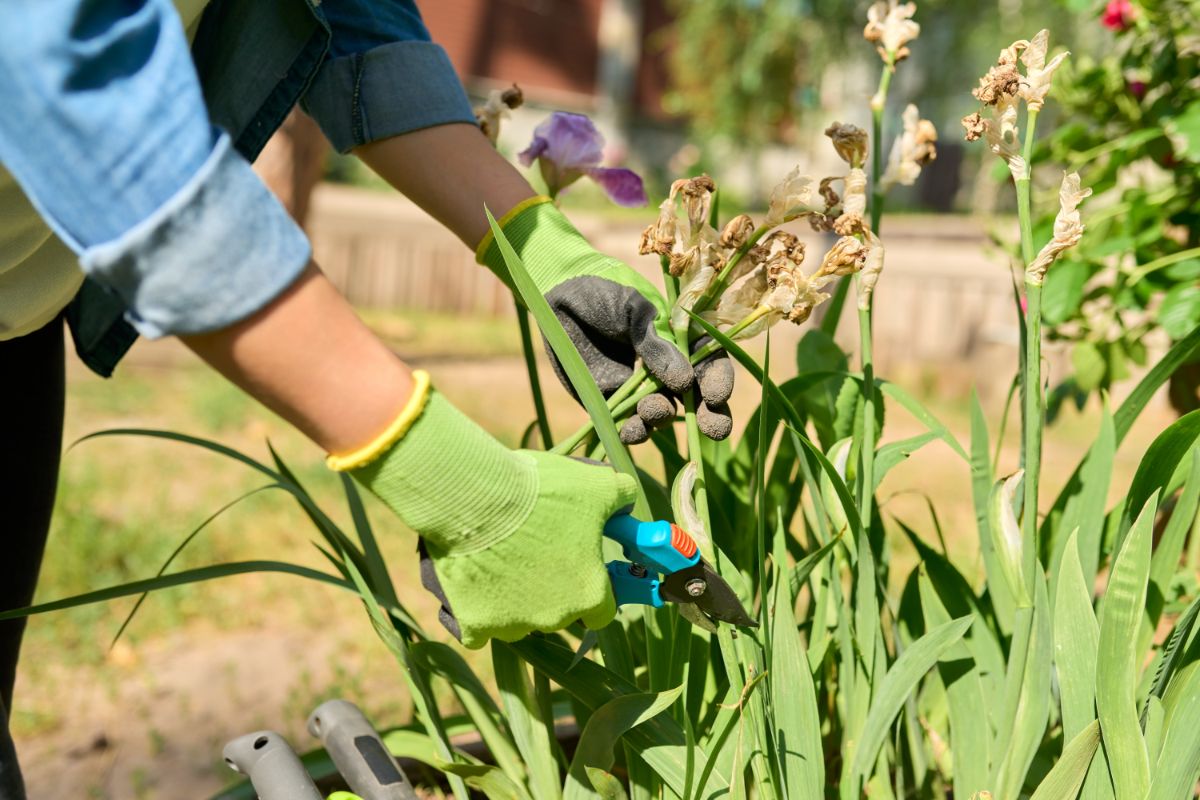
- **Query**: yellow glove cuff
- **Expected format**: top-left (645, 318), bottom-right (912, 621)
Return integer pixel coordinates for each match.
top-left (325, 370), bottom-right (432, 472)
top-left (473, 195), bottom-right (555, 264)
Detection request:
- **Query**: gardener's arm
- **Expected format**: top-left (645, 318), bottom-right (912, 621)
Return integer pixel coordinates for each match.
top-left (357, 125), bottom-right (537, 249)
top-left (180, 263), bottom-right (415, 455)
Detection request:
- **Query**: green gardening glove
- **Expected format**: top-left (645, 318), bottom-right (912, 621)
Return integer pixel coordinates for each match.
top-left (333, 371), bottom-right (637, 649)
top-left (477, 197), bottom-right (734, 443)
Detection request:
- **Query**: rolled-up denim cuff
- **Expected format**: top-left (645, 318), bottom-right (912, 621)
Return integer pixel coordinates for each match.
top-left (79, 133), bottom-right (311, 338)
top-left (303, 41), bottom-right (476, 153)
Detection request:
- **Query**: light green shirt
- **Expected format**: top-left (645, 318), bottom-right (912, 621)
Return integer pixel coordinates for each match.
top-left (0, 0), bottom-right (210, 341)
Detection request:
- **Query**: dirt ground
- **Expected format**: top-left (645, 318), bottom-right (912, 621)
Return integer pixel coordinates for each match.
top-left (10, 300), bottom-right (1175, 798)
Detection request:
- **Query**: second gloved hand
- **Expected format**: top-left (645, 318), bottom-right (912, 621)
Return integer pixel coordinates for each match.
top-left (478, 197), bottom-right (734, 443)
top-left (329, 371), bottom-right (637, 649)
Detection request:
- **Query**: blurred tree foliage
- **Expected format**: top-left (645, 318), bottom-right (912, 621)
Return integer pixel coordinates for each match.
top-left (660, 0), bottom-right (854, 149)
top-left (657, 1), bottom-right (1075, 191)
top-left (1038, 0), bottom-right (1200, 418)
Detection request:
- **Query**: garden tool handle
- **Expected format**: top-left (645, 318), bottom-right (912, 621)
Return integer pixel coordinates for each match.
top-left (606, 560), bottom-right (665, 608)
top-left (603, 514), bottom-right (701, 575)
top-left (307, 700), bottom-right (419, 800)
top-left (222, 730), bottom-right (324, 800)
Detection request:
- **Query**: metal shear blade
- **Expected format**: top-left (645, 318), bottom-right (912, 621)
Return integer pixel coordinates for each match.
top-left (659, 561), bottom-right (759, 628)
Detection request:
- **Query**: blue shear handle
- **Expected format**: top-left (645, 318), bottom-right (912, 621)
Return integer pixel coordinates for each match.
top-left (603, 514), bottom-right (701, 576)
top-left (606, 562), bottom-right (664, 608)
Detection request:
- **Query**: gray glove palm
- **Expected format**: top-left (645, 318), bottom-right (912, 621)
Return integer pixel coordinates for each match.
top-left (478, 197), bottom-right (734, 444)
top-left (546, 276), bottom-right (733, 443)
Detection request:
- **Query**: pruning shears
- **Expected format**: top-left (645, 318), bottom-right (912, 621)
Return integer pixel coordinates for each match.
top-left (604, 513), bottom-right (758, 629)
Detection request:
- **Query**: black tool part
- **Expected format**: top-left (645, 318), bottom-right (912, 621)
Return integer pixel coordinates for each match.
top-left (660, 561), bottom-right (759, 628)
top-left (308, 700), bottom-right (419, 800)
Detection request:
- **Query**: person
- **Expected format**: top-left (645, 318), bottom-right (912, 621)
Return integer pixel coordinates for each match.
top-left (0, 1), bottom-right (733, 796)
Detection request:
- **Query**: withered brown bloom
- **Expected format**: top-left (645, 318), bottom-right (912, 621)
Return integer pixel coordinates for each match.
top-left (1027, 172), bottom-right (1091, 285)
top-left (864, 0), bottom-right (920, 65)
top-left (638, 198), bottom-right (677, 257)
top-left (961, 112), bottom-right (987, 142)
top-left (881, 105), bottom-right (938, 190)
top-left (972, 61), bottom-right (1021, 106)
top-left (719, 214), bottom-right (756, 250)
top-left (475, 84), bottom-right (524, 144)
top-left (817, 236), bottom-right (868, 278)
top-left (825, 122), bottom-right (869, 166)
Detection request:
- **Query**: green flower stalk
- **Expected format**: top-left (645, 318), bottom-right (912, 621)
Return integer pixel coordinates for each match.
top-left (963, 30), bottom-right (1084, 591)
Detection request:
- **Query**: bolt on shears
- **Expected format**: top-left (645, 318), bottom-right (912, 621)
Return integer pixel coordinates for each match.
top-left (603, 513), bottom-right (758, 630)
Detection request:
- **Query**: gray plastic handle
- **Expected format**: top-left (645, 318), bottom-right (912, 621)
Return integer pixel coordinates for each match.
top-left (223, 730), bottom-right (324, 800)
top-left (308, 700), bottom-right (419, 800)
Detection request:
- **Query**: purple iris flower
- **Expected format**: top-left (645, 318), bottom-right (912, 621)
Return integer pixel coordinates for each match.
top-left (518, 112), bottom-right (648, 207)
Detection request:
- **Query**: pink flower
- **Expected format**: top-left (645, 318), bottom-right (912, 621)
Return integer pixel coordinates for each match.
top-left (1102, 0), bottom-right (1136, 31)
top-left (518, 113), bottom-right (647, 207)
top-left (1128, 79), bottom-right (1147, 101)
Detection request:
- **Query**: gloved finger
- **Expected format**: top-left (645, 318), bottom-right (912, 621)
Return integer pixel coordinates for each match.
top-left (619, 393), bottom-right (676, 446)
top-left (626, 292), bottom-right (693, 395)
top-left (636, 392), bottom-right (676, 426)
top-left (696, 400), bottom-right (733, 441)
top-left (418, 540), bottom-right (462, 642)
top-left (579, 591), bottom-right (618, 631)
top-left (692, 337), bottom-right (735, 406)
top-left (545, 307), bottom-right (634, 396)
top-left (619, 415), bottom-right (650, 445)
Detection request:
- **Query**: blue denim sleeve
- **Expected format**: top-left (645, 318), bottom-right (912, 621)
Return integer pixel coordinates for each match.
top-left (0, 0), bottom-right (310, 338)
top-left (303, 0), bottom-right (477, 153)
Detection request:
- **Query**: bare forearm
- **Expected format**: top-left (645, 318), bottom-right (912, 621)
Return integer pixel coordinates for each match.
top-left (354, 123), bottom-right (536, 248)
top-left (180, 263), bottom-right (413, 455)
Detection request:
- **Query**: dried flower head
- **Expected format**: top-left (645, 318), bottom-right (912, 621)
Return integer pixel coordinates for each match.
top-left (825, 122), bottom-right (869, 166)
top-left (864, 0), bottom-right (920, 64)
top-left (964, 32), bottom-right (1069, 177)
top-left (961, 112), bottom-right (987, 142)
top-left (963, 93), bottom-right (1025, 179)
top-left (857, 231), bottom-right (885, 311)
top-left (671, 175), bottom-right (717, 239)
top-left (881, 104), bottom-right (938, 190)
top-left (1027, 172), bottom-right (1091, 285)
top-left (720, 214), bottom-right (756, 250)
top-left (973, 60), bottom-right (1022, 106)
top-left (706, 253), bottom-right (831, 337)
top-left (475, 84), bottom-right (524, 144)
top-left (671, 235), bottom-right (723, 328)
top-left (833, 168), bottom-right (868, 235)
top-left (818, 236), bottom-right (868, 278)
top-left (986, 94), bottom-right (1026, 179)
top-left (787, 273), bottom-right (831, 324)
top-left (808, 213), bottom-right (836, 233)
top-left (638, 200), bottom-right (677, 258)
top-left (1019, 30), bottom-right (1069, 112)
top-left (747, 243), bottom-right (771, 266)
top-left (818, 177), bottom-right (841, 212)
top-left (762, 230), bottom-right (805, 262)
top-left (764, 166), bottom-right (818, 227)
top-left (707, 264), bottom-right (770, 330)
top-left (649, 173), bottom-right (723, 339)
